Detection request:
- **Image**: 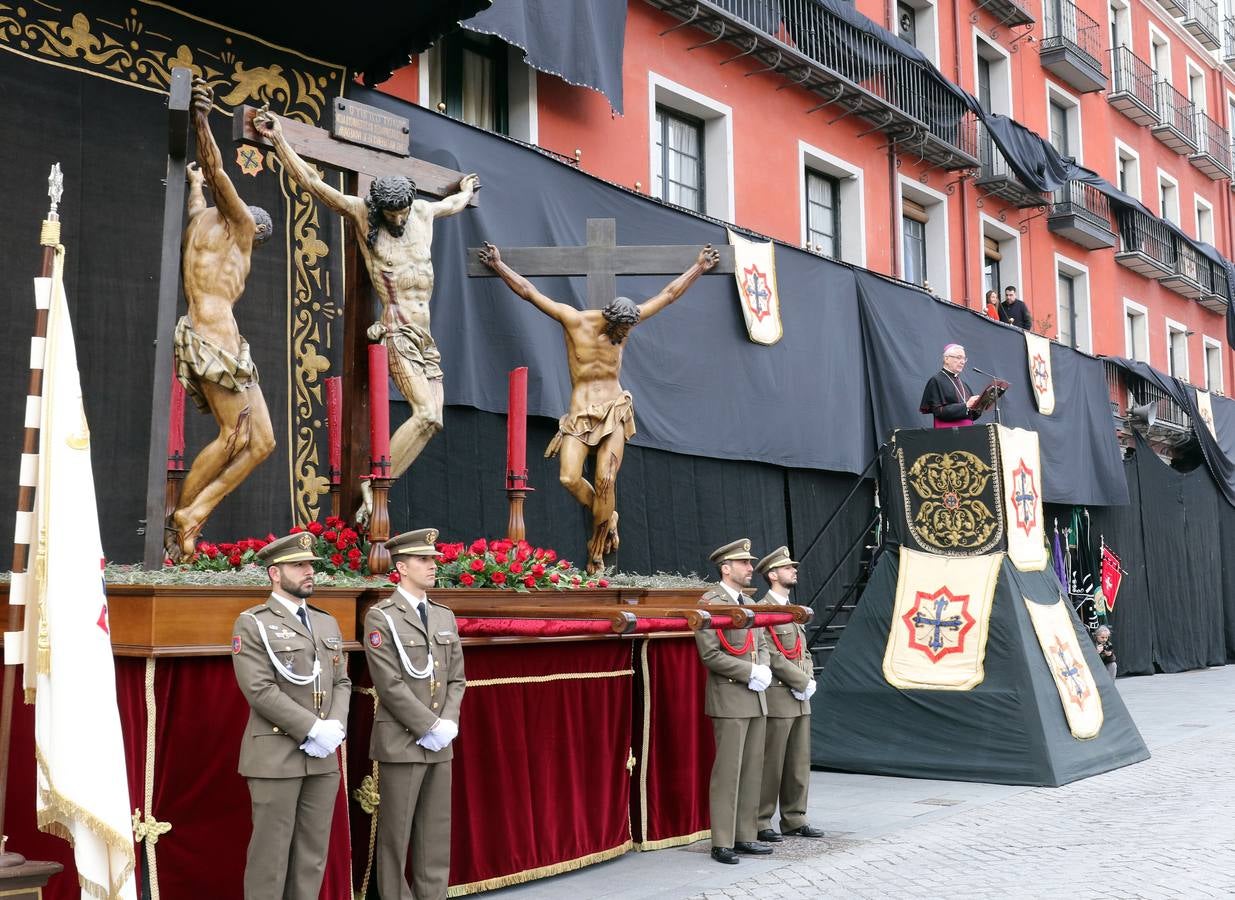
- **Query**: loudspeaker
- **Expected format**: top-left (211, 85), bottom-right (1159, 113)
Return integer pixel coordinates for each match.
top-left (1129, 401), bottom-right (1158, 427)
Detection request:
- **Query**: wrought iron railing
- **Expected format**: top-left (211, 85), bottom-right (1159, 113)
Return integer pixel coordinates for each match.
top-left (1115, 206), bottom-right (1175, 267)
top-left (1104, 360), bottom-right (1192, 428)
top-left (1050, 181), bottom-right (1113, 231)
top-left (1042, 0), bottom-right (1105, 70)
top-left (1154, 80), bottom-right (1198, 144)
top-left (1225, 16), bottom-right (1235, 60)
top-left (1214, 263), bottom-right (1229, 300)
top-left (1180, 0), bottom-right (1220, 42)
top-left (1110, 45), bottom-right (1156, 109)
top-left (1193, 109), bottom-right (1233, 170)
top-left (706, 0), bottom-right (979, 157)
top-left (1174, 240), bottom-right (1211, 291)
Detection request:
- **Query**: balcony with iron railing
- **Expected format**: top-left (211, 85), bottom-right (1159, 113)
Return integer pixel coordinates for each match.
top-left (1114, 206), bottom-right (1174, 278)
top-left (1041, 0), bottom-right (1106, 92)
top-left (1151, 79), bottom-right (1198, 153)
top-left (1104, 360), bottom-right (1192, 437)
top-left (1225, 17), bottom-right (1235, 67)
top-left (1108, 46), bottom-right (1157, 126)
top-left (1189, 109), bottom-right (1233, 179)
top-left (1179, 0), bottom-right (1221, 49)
top-left (1047, 181), bottom-right (1117, 249)
top-left (1201, 264), bottom-right (1230, 313)
top-left (975, 125), bottom-right (1049, 207)
top-left (1161, 239), bottom-right (1212, 298)
top-left (973, 0), bottom-right (1035, 27)
top-left (646, 0), bottom-right (980, 169)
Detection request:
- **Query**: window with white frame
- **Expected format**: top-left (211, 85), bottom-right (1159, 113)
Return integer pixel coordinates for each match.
top-left (1167, 320), bottom-right (1190, 380)
top-left (1046, 85), bottom-right (1082, 160)
top-left (1187, 62), bottom-right (1207, 114)
top-left (1124, 299), bottom-right (1149, 361)
top-left (1204, 337), bottom-right (1224, 393)
top-left (1158, 171), bottom-right (1180, 225)
top-left (1055, 256), bottom-right (1092, 350)
top-left (1116, 142), bottom-right (1140, 198)
top-left (1196, 197), bottom-right (1214, 244)
top-left (799, 143), bottom-right (865, 265)
top-left (649, 75), bottom-right (734, 221)
top-left (1149, 26), bottom-right (1171, 81)
top-left (422, 33), bottom-right (537, 141)
top-left (897, 0), bottom-right (939, 64)
top-left (900, 180), bottom-right (949, 291)
top-left (982, 217), bottom-right (1021, 302)
top-left (1108, 0), bottom-right (1130, 49)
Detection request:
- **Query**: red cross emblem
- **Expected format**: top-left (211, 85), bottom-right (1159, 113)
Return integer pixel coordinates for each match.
top-left (1009, 459), bottom-right (1039, 537)
top-left (1048, 636), bottom-right (1090, 709)
top-left (740, 264), bottom-right (772, 321)
top-left (901, 586), bottom-right (976, 663)
top-left (1031, 353), bottom-right (1050, 396)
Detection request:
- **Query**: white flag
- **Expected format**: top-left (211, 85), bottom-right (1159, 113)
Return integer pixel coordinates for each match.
top-left (1195, 387), bottom-right (1217, 439)
top-left (726, 228), bottom-right (782, 345)
top-left (25, 245), bottom-right (137, 899)
top-left (1024, 332), bottom-right (1055, 415)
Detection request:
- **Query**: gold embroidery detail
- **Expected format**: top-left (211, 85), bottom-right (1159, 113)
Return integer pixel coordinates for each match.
top-left (900, 443), bottom-right (1003, 554)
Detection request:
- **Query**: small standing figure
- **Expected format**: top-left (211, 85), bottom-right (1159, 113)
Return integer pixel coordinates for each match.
top-left (754, 546), bottom-right (826, 844)
top-left (168, 77), bottom-right (276, 561)
top-left (253, 108), bottom-right (479, 523)
top-left (363, 529), bottom-right (466, 900)
top-left (230, 533), bottom-right (351, 900)
top-left (478, 241), bottom-right (720, 572)
top-left (920, 343), bottom-right (983, 428)
top-left (1094, 624), bottom-right (1117, 679)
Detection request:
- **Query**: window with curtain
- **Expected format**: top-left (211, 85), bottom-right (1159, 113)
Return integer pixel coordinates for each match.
top-left (654, 106), bottom-right (705, 212)
top-left (903, 198), bottom-right (928, 286)
top-left (805, 169), bottom-right (840, 258)
top-left (431, 30), bottom-right (509, 135)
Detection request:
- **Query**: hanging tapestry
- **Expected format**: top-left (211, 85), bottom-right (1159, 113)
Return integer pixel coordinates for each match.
top-left (726, 228), bottom-right (782, 345)
top-left (1025, 332), bottom-right (1055, 415)
top-left (997, 426), bottom-right (1048, 572)
top-left (1023, 596), bottom-right (1104, 739)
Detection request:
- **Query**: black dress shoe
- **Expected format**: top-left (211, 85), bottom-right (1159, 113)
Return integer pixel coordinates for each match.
top-left (783, 824), bottom-right (826, 838)
top-left (756, 829), bottom-right (785, 843)
top-left (733, 841), bottom-right (774, 855)
top-left (710, 847), bottom-right (739, 864)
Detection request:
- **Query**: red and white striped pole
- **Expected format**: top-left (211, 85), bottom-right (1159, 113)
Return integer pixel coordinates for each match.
top-left (0, 163), bottom-right (63, 867)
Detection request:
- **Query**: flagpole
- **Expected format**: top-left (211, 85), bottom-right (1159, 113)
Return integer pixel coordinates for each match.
top-left (0, 164), bottom-right (63, 868)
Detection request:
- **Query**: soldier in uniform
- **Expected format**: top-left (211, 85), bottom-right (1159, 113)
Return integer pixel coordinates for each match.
top-left (695, 539), bottom-right (774, 865)
top-left (364, 528), bottom-right (466, 900)
top-left (230, 532), bottom-right (350, 900)
top-left (754, 547), bottom-right (826, 844)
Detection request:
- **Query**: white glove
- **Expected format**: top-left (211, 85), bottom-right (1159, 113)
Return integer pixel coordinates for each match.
top-left (299, 737), bottom-right (331, 758)
top-left (308, 718), bottom-right (346, 753)
top-left (416, 731), bottom-right (446, 752)
top-left (433, 718), bottom-right (459, 746)
top-left (748, 663), bottom-right (772, 692)
top-left (791, 679), bottom-right (817, 702)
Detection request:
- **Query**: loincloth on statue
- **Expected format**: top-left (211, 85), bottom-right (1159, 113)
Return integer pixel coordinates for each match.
top-left (173, 316), bottom-right (260, 413)
top-left (375, 321), bottom-right (443, 381)
top-left (545, 391), bottom-right (636, 459)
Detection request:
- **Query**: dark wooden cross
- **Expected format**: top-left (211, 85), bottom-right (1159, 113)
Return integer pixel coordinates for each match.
top-left (466, 217), bottom-right (735, 308)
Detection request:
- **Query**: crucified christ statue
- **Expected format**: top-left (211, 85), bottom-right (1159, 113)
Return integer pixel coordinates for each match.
top-left (167, 78), bottom-right (275, 561)
top-left (478, 242), bottom-right (720, 573)
top-left (252, 107), bottom-right (479, 524)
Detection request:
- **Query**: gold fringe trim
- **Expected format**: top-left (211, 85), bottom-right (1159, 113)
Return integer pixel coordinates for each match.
top-left (24, 687), bottom-right (35, 704)
top-left (466, 669), bottom-right (634, 688)
top-left (635, 829), bottom-right (711, 852)
top-left (446, 840), bottom-right (633, 897)
top-left (35, 744), bottom-right (137, 899)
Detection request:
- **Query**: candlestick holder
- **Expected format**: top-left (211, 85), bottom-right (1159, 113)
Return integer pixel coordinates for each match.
top-left (505, 469), bottom-right (533, 543)
top-left (328, 465), bottom-right (342, 520)
top-left (366, 473), bottom-right (394, 575)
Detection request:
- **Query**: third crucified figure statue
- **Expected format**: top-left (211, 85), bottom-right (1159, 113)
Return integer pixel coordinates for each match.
top-left (478, 242), bottom-right (720, 573)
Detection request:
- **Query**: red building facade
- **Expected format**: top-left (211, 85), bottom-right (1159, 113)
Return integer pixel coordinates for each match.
top-left (383, 0), bottom-right (1235, 393)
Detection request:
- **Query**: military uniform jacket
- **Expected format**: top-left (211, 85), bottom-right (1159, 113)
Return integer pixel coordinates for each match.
top-left (761, 593), bottom-right (812, 718)
top-left (364, 592), bottom-right (466, 763)
top-left (694, 585), bottom-right (769, 718)
top-left (231, 598), bottom-right (351, 779)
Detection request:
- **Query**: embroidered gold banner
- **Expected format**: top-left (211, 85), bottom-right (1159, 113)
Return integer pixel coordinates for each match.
top-left (997, 426), bottom-right (1047, 572)
top-left (1025, 332), bottom-right (1055, 415)
top-left (1022, 596), bottom-right (1103, 740)
top-left (883, 547), bottom-right (1002, 691)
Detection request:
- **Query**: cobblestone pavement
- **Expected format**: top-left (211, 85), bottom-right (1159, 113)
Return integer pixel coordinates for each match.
top-left (490, 666), bottom-right (1235, 900)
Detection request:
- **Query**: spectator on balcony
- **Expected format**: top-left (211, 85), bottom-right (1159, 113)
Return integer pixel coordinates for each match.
top-left (984, 290), bottom-right (999, 319)
top-left (920, 344), bottom-right (983, 428)
top-left (999, 285), bottom-right (1032, 329)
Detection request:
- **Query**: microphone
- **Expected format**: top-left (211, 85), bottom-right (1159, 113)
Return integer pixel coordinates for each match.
top-left (971, 366), bottom-right (997, 378)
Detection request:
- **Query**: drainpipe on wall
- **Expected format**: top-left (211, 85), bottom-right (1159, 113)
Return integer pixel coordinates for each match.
top-left (954, 0), bottom-right (973, 309)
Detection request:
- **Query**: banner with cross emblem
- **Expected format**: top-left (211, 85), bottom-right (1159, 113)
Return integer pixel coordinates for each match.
top-left (883, 547), bottom-right (1002, 690)
top-left (1195, 387), bottom-right (1217, 439)
top-left (726, 228), bottom-right (782, 345)
top-left (997, 426), bottom-right (1048, 572)
top-left (1023, 595), bottom-right (1104, 739)
top-left (1024, 332), bottom-right (1055, 415)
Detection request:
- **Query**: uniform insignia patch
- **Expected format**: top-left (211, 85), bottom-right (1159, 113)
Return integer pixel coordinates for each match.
top-left (369, 630), bottom-right (382, 648)
top-left (232, 635), bottom-right (242, 654)
top-left (271, 624), bottom-right (296, 640)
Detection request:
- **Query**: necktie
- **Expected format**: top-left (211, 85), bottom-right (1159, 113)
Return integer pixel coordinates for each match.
top-left (417, 601), bottom-right (428, 630)
top-left (296, 606), bottom-right (311, 634)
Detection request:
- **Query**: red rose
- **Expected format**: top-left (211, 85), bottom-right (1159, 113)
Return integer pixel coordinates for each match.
top-left (348, 559), bottom-right (361, 571)
top-left (571, 575), bottom-right (581, 585)
top-left (531, 563), bottom-right (545, 577)
top-left (440, 545), bottom-right (459, 562)
top-left (549, 573), bottom-right (560, 584)
top-left (524, 575), bottom-right (536, 588)
top-left (516, 548), bottom-right (531, 563)
top-left (558, 560), bottom-right (570, 569)
top-left (545, 549), bottom-right (557, 562)
top-left (491, 571), bottom-right (507, 585)
top-left (265, 533), bottom-right (276, 543)
top-left (389, 570), bottom-right (401, 583)
top-left (335, 537), bottom-right (348, 550)
top-left (330, 553), bottom-right (344, 566)
top-left (326, 516), bottom-right (345, 528)
top-left (206, 548), bottom-right (218, 560)
top-left (289, 525), bottom-right (304, 534)
top-left (308, 521), bottom-right (324, 536)
top-left (494, 551), bottom-right (508, 564)
top-left (347, 547), bottom-right (362, 560)
top-left (469, 538), bottom-right (488, 554)
top-left (585, 581), bottom-right (596, 588)
top-left (598, 579), bottom-right (609, 588)
top-left (492, 539), bottom-right (511, 555)
top-left (228, 553), bottom-right (242, 566)
top-left (460, 573), bottom-right (475, 586)
top-left (340, 528), bottom-right (359, 545)
top-left (510, 562), bottom-right (523, 574)
top-left (323, 529), bottom-right (338, 542)
top-left (469, 558), bottom-right (485, 572)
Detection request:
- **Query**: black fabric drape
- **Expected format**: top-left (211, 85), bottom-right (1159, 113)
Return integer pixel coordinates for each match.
top-left (854, 270), bottom-right (1128, 507)
top-left (1108, 358), bottom-right (1235, 506)
top-left (462, 0), bottom-right (627, 112)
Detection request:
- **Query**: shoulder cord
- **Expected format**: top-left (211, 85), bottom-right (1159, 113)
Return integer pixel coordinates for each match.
top-left (378, 608), bottom-right (434, 680)
top-left (717, 628), bottom-right (754, 656)
top-left (245, 612), bottom-right (321, 688)
top-left (769, 627), bottom-right (804, 661)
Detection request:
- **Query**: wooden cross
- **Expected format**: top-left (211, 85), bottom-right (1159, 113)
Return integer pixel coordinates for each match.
top-left (466, 218), bottom-right (735, 308)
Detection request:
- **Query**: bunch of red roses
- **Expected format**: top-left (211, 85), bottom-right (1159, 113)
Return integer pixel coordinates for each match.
top-left (427, 538), bottom-right (606, 591)
top-left (190, 535), bottom-right (276, 571)
top-left (185, 517), bottom-right (370, 575)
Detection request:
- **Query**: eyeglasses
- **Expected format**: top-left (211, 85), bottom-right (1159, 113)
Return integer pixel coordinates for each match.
top-left (945, 354), bottom-right (966, 360)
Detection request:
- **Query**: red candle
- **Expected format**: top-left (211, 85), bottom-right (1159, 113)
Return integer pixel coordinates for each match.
top-left (507, 367), bottom-right (528, 488)
top-left (167, 372), bottom-right (186, 471)
top-left (325, 376), bottom-right (342, 485)
top-left (368, 345), bottom-right (391, 477)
